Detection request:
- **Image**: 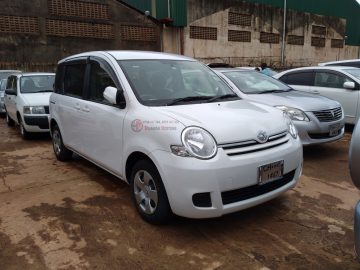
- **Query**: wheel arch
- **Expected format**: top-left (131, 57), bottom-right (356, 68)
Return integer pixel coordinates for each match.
top-left (125, 151), bottom-right (157, 184)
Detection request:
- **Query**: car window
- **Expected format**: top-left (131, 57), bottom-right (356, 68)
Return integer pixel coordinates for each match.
top-left (344, 69), bottom-right (360, 80)
top-left (280, 72), bottom-right (314, 86)
top-left (88, 61), bottom-right (116, 104)
top-left (64, 64), bottom-right (86, 98)
top-left (222, 71), bottom-right (290, 94)
top-left (0, 79), bottom-right (7, 91)
top-left (314, 72), bottom-right (352, 89)
top-left (118, 60), bottom-right (234, 106)
top-left (20, 75), bottom-right (55, 93)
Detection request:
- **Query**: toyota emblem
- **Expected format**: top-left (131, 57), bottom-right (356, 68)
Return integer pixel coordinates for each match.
top-left (257, 130), bottom-right (269, 144)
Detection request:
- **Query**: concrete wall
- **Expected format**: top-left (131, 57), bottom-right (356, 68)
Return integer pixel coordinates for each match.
top-left (0, 0), bottom-right (161, 72)
top-left (185, 0), bottom-right (359, 68)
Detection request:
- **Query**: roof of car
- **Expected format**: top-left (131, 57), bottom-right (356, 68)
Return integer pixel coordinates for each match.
top-left (16, 72), bottom-right (55, 77)
top-left (0, 70), bottom-right (21, 73)
top-left (279, 66), bottom-right (359, 73)
top-left (60, 50), bottom-right (195, 63)
top-left (318, 59), bottom-right (360, 66)
top-left (212, 67), bottom-right (255, 73)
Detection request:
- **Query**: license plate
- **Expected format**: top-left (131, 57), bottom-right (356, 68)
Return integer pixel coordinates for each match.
top-left (329, 123), bottom-right (341, 137)
top-left (258, 160), bottom-right (284, 185)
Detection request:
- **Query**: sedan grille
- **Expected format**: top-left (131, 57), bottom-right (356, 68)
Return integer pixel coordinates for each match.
top-left (312, 107), bottom-right (342, 122)
top-left (219, 131), bottom-right (289, 156)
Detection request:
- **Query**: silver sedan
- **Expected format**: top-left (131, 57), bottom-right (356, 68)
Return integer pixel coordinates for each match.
top-left (215, 68), bottom-right (345, 145)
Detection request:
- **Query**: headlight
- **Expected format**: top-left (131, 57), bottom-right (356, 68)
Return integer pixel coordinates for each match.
top-left (171, 127), bottom-right (217, 159)
top-left (284, 114), bottom-right (298, 139)
top-left (275, 105), bottom-right (309, 122)
top-left (23, 106), bottom-right (46, 114)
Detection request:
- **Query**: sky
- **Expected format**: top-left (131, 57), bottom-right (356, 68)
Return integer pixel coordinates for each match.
top-left (358, 0), bottom-right (360, 4)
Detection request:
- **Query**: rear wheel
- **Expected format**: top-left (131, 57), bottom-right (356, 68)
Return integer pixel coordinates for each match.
top-left (6, 112), bottom-right (14, 127)
top-left (52, 125), bottom-right (72, 161)
top-left (131, 159), bottom-right (172, 224)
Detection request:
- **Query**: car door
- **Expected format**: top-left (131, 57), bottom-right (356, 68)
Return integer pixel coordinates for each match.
top-left (278, 71), bottom-right (315, 93)
top-left (5, 76), bottom-right (18, 119)
top-left (58, 59), bottom-right (88, 153)
top-left (312, 70), bottom-right (359, 124)
top-left (77, 57), bottom-right (126, 176)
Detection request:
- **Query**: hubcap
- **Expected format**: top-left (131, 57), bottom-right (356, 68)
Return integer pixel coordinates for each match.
top-left (53, 130), bottom-right (61, 156)
top-left (20, 124), bottom-right (24, 135)
top-left (134, 170), bottom-right (158, 214)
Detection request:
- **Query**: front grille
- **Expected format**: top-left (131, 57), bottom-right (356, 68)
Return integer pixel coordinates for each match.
top-left (44, 106), bottom-right (49, 114)
top-left (220, 131), bottom-right (289, 156)
top-left (221, 170), bottom-right (296, 205)
top-left (312, 107), bottom-right (342, 122)
top-left (192, 192), bottom-right (212, 207)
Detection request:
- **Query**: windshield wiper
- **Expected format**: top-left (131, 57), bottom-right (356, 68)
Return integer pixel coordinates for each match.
top-left (37, 90), bottom-right (54, 93)
top-left (207, 94), bottom-right (239, 102)
top-left (166, 96), bottom-right (214, 106)
top-left (256, 89), bottom-right (292, 94)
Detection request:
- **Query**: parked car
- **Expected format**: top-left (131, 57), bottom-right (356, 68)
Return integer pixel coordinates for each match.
top-left (319, 59), bottom-right (360, 68)
top-left (349, 119), bottom-right (360, 259)
top-left (50, 51), bottom-right (303, 224)
top-left (0, 79), bottom-right (7, 116)
top-left (216, 68), bottom-right (345, 145)
top-left (0, 70), bottom-right (21, 80)
top-left (4, 73), bottom-right (55, 139)
top-left (274, 66), bottom-right (360, 124)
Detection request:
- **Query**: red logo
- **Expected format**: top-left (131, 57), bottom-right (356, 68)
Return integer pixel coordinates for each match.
top-left (131, 119), bottom-right (143, 132)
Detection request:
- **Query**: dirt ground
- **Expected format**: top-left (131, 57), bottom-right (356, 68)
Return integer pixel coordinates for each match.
top-left (0, 119), bottom-right (360, 270)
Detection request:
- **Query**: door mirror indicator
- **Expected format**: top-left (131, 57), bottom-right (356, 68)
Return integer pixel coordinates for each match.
top-left (5, 89), bottom-right (16, 95)
top-left (344, 81), bottom-right (355, 89)
top-left (104, 86), bottom-right (126, 108)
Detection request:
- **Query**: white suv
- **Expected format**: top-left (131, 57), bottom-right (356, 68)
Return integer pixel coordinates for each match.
top-left (4, 73), bottom-right (55, 139)
top-left (50, 51), bottom-right (303, 224)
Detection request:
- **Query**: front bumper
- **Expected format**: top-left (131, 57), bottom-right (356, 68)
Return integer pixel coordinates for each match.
top-left (150, 136), bottom-right (303, 219)
top-left (23, 115), bottom-right (50, 132)
top-left (295, 114), bottom-right (345, 145)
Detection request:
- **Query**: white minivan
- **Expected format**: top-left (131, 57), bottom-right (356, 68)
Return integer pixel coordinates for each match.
top-left (50, 51), bottom-right (303, 224)
top-left (4, 73), bottom-right (55, 139)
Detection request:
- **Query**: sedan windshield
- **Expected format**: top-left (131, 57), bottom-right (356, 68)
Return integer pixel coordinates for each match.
top-left (118, 60), bottom-right (236, 106)
top-left (222, 71), bottom-right (291, 94)
top-left (345, 69), bottom-right (360, 80)
top-left (20, 75), bottom-right (55, 94)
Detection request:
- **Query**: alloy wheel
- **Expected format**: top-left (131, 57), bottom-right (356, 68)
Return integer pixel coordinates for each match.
top-left (133, 170), bottom-right (158, 214)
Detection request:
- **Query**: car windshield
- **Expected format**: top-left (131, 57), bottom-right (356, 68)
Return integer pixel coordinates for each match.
top-left (0, 72), bottom-right (19, 80)
top-left (20, 75), bottom-right (55, 93)
top-left (345, 69), bottom-right (360, 80)
top-left (0, 79), bottom-right (6, 91)
top-left (118, 60), bottom-right (235, 106)
top-left (222, 71), bottom-right (291, 94)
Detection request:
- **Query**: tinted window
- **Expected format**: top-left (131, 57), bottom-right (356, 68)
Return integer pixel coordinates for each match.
top-left (20, 75), bottom-right (55, 93)
top-left (64, 64), bottom-right (86, 98)
top-left (314, 72), bottom-right (352, 88)
top-left (55, 65), bottom-right (65, 94)
top-left (280, 72), bottom-right (314, 86)
top-left (0, 79), bottom-right (7, 91)
top-left (88, 61), bottom-right (116, 104)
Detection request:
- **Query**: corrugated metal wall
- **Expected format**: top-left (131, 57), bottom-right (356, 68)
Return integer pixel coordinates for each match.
top-left (244, 0), bottom-right (360, 45)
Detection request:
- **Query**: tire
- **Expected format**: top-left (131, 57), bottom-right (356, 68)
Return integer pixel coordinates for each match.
top-left (19, 118), bottom-right (31, 140)
top-left (52, 125), bottom-right (72, 161)
top-left (130, 159), bottom-right (172, 224)
top-left (6, 112), bottom-right (14, 127)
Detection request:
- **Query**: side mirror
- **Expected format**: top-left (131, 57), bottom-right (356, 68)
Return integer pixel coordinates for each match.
top-left (5, 89), bottom-right (16, 95)
top-left (103, 86), bottom-right (126, 108)
top-left (344, 81), bottom-right (355, 89)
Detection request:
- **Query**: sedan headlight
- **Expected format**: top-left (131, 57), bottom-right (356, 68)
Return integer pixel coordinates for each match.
top-left (284, 114), bottom-right (298, 139)
top-left (23, 106), bottom-right (46, 114)
top-left (275, 105), bottom-right (309, 122)
top-left (171, 127), bottom-right (217, 159)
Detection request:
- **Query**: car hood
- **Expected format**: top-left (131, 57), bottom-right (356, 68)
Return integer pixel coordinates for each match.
top-left (244, 90), bottom-right (341, 112)
top-left (21, 92), bottom-right (52, 106)
top-left (151, 100), bottom-right (288, 144)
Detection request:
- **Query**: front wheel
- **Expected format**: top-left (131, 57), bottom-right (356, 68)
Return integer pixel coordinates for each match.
top-left (6, 112), bottom-right (14, 127)
top-left (52, 125), bottom-right (72, 161)
top-left (131, 160), bottom-right (172, 224)
top-left (19, 119), bottom-right (31, 140)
